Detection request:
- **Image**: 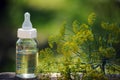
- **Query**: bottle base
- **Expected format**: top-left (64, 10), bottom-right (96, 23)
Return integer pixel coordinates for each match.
top-left (15, 77), bottom-right (38, 80)
top-left (16, 74), bottom-right (36, 79)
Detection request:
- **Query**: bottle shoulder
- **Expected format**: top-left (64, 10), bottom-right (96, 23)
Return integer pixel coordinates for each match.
top-left (16, 38), bottom-right (37, 46)
top-left (16, 38), bottom-right (38, 51)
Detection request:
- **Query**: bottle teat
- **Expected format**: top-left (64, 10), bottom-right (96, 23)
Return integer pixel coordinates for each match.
top-left (17, 12), bottom-right (37, 38)
top-left (22, 12), bottom-right (32, 30)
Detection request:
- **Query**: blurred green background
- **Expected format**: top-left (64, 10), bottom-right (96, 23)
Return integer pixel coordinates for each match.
top-left (0, 0), bottom-right (120, 72)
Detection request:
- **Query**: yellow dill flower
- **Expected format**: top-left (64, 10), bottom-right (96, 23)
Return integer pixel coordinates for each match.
top-left (99, 46), bottom-right (103, 52)
top-left (75, 32), bottom-right (85, 44)
top-left (101, 22), bottom-right (109, 30)
top-left (72, 20), bottom-right (80, 33)
top-left (80, 24), bottom-right (89, 30)
top-left (109, 23), bottom-right (116, 31)
top-left (62, 41), bottom-right (79, 56)
top-left (72, 28), bottom-right (94, 45)
top-left (99, 46), bottom-right (116, 59)
top-left (85, 30), bottom-right (94, 41)
top-left (88, 12), bottom-right (96, 26)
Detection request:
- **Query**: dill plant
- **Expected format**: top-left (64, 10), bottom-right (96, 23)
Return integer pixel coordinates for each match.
top-left (37, 13), bottom-right (120, 79)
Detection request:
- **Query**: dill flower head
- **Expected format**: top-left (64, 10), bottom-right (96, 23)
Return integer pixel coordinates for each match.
top-left (61, 41), bottom-right (79, 56)
top-left (88, 12), bottom-right (96, 26)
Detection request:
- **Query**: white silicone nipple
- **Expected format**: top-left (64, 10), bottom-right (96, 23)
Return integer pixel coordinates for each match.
top-left (22, 12), bottom-right (32, 30)
top-left (18, 12), bottom-right (37, 38)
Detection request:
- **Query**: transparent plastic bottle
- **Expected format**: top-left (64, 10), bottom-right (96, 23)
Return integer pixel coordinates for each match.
top-left (16, 12), bottom-right (38, 79)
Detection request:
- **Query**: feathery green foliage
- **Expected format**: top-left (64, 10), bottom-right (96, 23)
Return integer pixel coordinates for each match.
top-left (38, 13), bottom-right (120, 79)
